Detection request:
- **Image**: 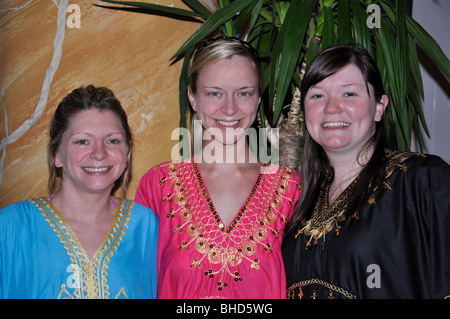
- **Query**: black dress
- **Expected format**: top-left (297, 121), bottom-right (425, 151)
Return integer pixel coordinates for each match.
top-left (282, 151), bottom-right (450, 299)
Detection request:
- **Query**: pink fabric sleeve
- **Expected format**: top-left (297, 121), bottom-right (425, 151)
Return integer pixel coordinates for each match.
top-left (135, 165), bottom-right (161, 217)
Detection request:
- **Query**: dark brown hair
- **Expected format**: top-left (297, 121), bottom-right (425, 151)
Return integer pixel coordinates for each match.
top-left (48, 85), bottom-right (132, 196)
top-left (285, 44), bottom-right (388, 234)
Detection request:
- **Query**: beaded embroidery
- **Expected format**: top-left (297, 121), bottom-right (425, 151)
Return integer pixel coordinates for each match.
top-left (160, 160), bottom-right (300, 291)
top-left (296, 150), bottom-right (420, 248)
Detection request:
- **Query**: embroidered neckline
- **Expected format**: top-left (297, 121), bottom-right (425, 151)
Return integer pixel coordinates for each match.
top-left (296, 171), bottom-right (359, 248)
top-left (295, 150), bottom-right (420, 248)
top-left (41, 197), bottom-right (123, 260)
top-left (192, 160), bottom-right (265, 233)
top-left (31, 197), bottom-right (132, 299)
top-left (160, 160), bottom-right (298, 292)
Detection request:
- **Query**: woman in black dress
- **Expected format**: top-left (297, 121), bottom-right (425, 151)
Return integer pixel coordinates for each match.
top-left (282, 44), bottom-right (450, 299)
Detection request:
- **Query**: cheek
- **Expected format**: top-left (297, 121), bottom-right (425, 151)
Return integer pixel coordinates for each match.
top-left (304, 105), bottom-right (320, 125)
top-left (113, 147), bottom-right (129, 165)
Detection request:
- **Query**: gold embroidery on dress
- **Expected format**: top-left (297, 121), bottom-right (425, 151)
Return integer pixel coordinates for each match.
top-left (287, 278), bottom-right (357, 299)
top-left (296, 172), bottom-right (359, 248)
top-left (160, 161), bottom-right (298, 291)
top-left (296, 150), bottom-right (422, 248)
top-left (31, 197), bottom-right (132, 299)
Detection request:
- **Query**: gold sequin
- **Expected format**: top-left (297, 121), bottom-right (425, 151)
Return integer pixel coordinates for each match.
top-left (159, 160), bottom-right (298, 291)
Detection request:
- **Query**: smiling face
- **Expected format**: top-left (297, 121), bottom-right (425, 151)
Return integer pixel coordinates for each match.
top-left (54, 109), bottom-right (129, 195)
top-left (304, 64), bottom-right (388, 157)
top-left (188, 55), bottom-right (261, 145)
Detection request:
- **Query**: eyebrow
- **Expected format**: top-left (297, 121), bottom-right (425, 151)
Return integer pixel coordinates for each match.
top-left (312, 83), bottom-right (364, 89)
top-left (69, 132), bottom-right (125, 137)
top-left (204, 86), bottom-right (257, 90)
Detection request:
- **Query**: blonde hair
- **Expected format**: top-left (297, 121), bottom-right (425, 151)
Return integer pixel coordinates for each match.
top-left (189, 36), bottom-right (262, 95)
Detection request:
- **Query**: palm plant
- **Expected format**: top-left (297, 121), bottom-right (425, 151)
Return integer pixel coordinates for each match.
top-left (101, 0), bottom-right (449, 169)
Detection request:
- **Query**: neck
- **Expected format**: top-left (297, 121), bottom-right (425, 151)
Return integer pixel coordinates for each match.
top-left (50, 185), bottom-right (116, 223)
top-left (325, 146), bottom-right (374, 203)
top-left (327, 146), bottom-right (373, 179)
top-left (196, 137), bottom-right (259, 166)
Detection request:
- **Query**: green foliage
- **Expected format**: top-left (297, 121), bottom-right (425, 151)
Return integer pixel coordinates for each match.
top-left (101, 0), bottom-right (449, 151)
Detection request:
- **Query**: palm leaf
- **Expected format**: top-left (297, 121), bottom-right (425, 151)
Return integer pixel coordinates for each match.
top-left (99, 0), bottom-right (205, 18)
top-left (350, 0), bottom-right (372, 55)
top-left (321, 6), bottom-right (335, 49)
top-left (337, 0), bottom-right (352, 44)
top-left (183, 0), bottom-right (212, 18)
top-left (170, 0), bottom-right (258, 60)
top-left (270, 0), bottom-right (318, 124)
top-left (381, 1), bottom-right (450, 80)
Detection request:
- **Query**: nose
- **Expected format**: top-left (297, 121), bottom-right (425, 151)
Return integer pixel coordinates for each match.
top-left (324, 96), bottom-right (343, 114)
top-left (90, 142), bottom-right (107, 161)
top-left (221, 96), bottom-right (238, 116)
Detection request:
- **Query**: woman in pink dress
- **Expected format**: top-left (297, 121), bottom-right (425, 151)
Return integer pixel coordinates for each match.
top-left (135, 37), bottom-right (301, 299)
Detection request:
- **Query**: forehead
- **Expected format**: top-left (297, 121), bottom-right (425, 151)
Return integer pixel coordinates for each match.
top-left (316, 64), bottom-right (366, 87)
top-left (198, 55), bottom-right (259, 80)
top-left (67, 109), bottom-right (124, 133)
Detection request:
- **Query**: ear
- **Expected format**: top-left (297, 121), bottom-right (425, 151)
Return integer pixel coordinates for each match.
top-left (374, 94), bottom-right (388, 122)
top-left (187, 86), bottom-right (197, 112)
top-left (54, 151), bottom-right (63, 168)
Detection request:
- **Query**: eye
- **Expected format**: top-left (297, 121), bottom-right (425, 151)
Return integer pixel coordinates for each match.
top-left (344, 92), bottom-right (356, 97)
top-left (207, 91), bottom-right (222, 98)
top-left (107, 138), bottom-right (122, 145)
top-left (75, 139), bottom-right (88, 145)
top-left (238, 91), bottom-right (251, 97)
top-left (310, 94), bottom-right (324, 99)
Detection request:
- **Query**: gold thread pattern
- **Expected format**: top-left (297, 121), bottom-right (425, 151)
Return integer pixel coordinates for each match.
top-left (287, 278), bottom-right (357, 299)
top-left (30, 197), bottom-right (132, 299)
top-left (160, 160), bottom-right (300, 291)
top-left (296, 150), bottom-right (421, 248)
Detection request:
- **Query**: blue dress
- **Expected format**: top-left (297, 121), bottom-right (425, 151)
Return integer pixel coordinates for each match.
top-left (0, 197), bottom-right (158, 299)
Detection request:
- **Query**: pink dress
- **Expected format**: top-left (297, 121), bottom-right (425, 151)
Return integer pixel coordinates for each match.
top-left (135, 159), bottom-right (301, 299)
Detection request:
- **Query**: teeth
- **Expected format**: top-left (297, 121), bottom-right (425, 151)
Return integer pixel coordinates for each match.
top-left (322, 122), bottom-right (350, 128)
top-left (84, 167), bottom-right (109, 173)
top-left (217, 120), bottom-right (239, 127)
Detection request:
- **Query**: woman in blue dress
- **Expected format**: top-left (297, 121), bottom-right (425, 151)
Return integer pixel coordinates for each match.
top-left (0, 85), bottom-right (158, 299)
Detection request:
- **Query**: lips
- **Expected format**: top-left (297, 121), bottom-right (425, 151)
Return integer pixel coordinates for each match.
top-left (321, 121), bottom-right (350, 128)
top-left (216, 120), bottom-right (239, 127)
top-left (83, 167), bottom-right (111, 173)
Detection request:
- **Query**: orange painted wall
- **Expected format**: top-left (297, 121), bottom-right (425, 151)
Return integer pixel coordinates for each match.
top-left (0, 0), bottom-right (213, 208)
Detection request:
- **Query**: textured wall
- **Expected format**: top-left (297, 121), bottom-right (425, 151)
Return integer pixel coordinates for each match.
top-left (0, 0), bottom-right (211, 208)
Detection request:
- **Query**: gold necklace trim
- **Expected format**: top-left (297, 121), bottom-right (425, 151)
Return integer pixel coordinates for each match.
top-left (295, 150), bottom-right (420, 248)
top-left (296, 171), bottom-right (359, 248)
top-left (287, 278), bottom-right (357, 299)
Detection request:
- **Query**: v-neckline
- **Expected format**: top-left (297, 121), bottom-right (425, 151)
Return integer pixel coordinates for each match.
top-left (42, 197), bottom-right (122, 261)
top-left (192, 160), bottom-right (265, 233)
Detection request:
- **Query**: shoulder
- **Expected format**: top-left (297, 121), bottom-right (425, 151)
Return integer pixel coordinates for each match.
top-left (386, 150), bottom-right (450, 177)
top-left (0, 199), bottom-right (43, 233)
top-left (122, 199), bottom-right (158, 220)
top-left (261, 163), bottom-right (301, 185)
top-left (261, 164), bottom-right (302, 200)
top-left (406, 152), bottom-right (449, 171)
top-left (139, 160), bottom-right (193, 181)
top-left (0, 199), bottom-right (36, 220)
top-left (384, 151), bottom-right (450, 198)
